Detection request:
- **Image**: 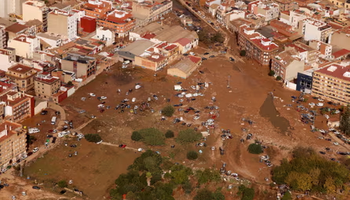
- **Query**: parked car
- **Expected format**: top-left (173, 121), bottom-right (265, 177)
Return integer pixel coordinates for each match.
top-left (32, 186), bottom-right (41, 190)
top-left (229, 57), bottom-right (235, 61)
top-left (41, 110), bottom-right (48, 115)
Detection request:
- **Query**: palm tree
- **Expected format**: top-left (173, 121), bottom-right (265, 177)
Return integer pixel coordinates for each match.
top-left (146, 172), bottom-right (152, 186)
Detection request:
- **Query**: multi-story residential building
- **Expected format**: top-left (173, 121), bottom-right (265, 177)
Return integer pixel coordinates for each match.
top-left (271, 48), bottom-right (305, 81)
top-left (36, 33), bottom-right (62, 48)
top-left (309, 40), bottom-right (333, 60)
top-left (330, 27), bottom-right (350, 51)
top-left (97, 10), bottom-right (135, 38)
top-left (0, 25), bottom-right (6, 49)
top-left (7, 34), bottom-right (40, 59)
top-left (5, 23), bottom-right (28, 40)
top-left (6, 64), bottom-right (37, 92)
top-left (0, 120), bottom-right (27, 168)
top-left (81, 0), bottom-right (113, 19)
top-left (92, 27), bottom-right (115, 46)
top-left (0, 0), bottom-right (26, 19)
top-left (61, 53), bottom-right (96, 79)
top-left (34, 72), bottom-right (61, 100)
top-left (331, 0), bottom-right (350, 8)
top-left (238, 24), bottom-right (279, 66)
top-left (312, 64), bottom-right (350, 105)
top-left (132, 0), bottom-right (173, 27)
top-left (298, 18), bottom-right (332, 42)
top-left (0, 48), bottom-right (16, 71)
top-left (2, 91), bottom-right (34, 122)
top-left (134, 42), bottom-right (179, 71)
top-left (286, 41), bottom-right (319, 65)
top-left (248, 1), bottom-right (280, 22)
top-left (22, 0), bottom-right (49, 31)
top-left (275, 0), bottom-right (298, 11)
top-left (48, 9), bottom-right (78, 41)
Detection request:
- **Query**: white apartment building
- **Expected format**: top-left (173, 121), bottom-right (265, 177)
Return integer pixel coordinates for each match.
top-left (299, 18), bottom-right (332, 42)
top-left (0, 0), bottom-right (25, 18)
top-left (256, 2), bottom-right (279, 21)
top-left (309, 40), bottom-right (333, 60)
top-left (22, 0), bottom-right (49, 31)
top-left (8, 34), bottom-right (40, 59)
top-left (289, 10), bottom-right (307, 28)
top-left (36, 33), bottom-right (62, 48)
top-left (0, 48), bottom-right (16, 71)
top-left (48, 9), bottom-right (78, 41)
top-left (92, 27), bottom-right (115, 47)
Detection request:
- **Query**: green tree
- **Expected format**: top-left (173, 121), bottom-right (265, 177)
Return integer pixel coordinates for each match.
top-left (85, 134), bottom-right (102, 143)
top-left (213, 190), bottom-right (225, 200)
top-left (194, 189), bottom-right (214, 200)
top-left (240, 50), bottom-right (246, 57)
top-left (238, 185), bottom-right (255, 200)
top-left (248, 143), bottom-right (263, 154)
top-left (276, 76), bottom-right (282, 81)
top-left (324, 176), bottom-right (336, 194)
top-left (211, 32), bottom-right (224, 43)
top-left (57, 180), bottom-right (67, 188)
top-left (162, 105), bottom-right (175, 117)
top-left (131, 131), bottom-right (143, 141)
top-left (170, 164), bottom-right (193, 185)
top-left (281, 191), bottom-right (292, 200)
top-left (187, 151), bottom-right (198, 160)
top-left (196, 169), bottom-right (221, 184)
top-left (340, 108), bottom-right (350, 135)
top-left (182, 181), bottom-right (192, 194)
top-left (268, 70), bottom-right (275, 76)
top-left (146, 172), bottom-right (152, 186)
top-left (286, 172), bottom-right (312, 191)
top-left (138, 128), bottom-right (165, 146)
top-left (176, 129), bottom-right (202, 144)
top-left (165, 130), bottom-right (174, 138)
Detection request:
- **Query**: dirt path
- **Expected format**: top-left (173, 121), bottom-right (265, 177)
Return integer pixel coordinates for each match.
top-left (99, 142), bottom-right (141, 152)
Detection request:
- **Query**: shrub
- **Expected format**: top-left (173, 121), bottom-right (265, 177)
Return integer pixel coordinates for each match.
top-left (85, 134), bottom-right (102, 143)
top-left (131, 131), bottom-right (143, 141)
top-left (240, 50), bottom-right (246, 57)
top-left (165, 130), bottom-right (174, 138)
top-left (276, 76), bottom-right (282, 81)
top-left (268, 70), bottom-right (275, 76)
top-left (176, 129), bottom-right (202, 144)
top-left (187, 151), bottom-right (198, 160)
top-left (281, 191), bottom-right (292, 200)
top-left (139, 128), bottom-right (165, 146)
top-left (161, 105), bottom-right (175, 117)
top-left (58, 180), bottom-right (68, 188)
top-left (248, 143), bottom-right (263, 154)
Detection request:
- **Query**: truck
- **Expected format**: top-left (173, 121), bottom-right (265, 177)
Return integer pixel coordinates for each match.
top-left (51, 116), bottom-right (57, 125)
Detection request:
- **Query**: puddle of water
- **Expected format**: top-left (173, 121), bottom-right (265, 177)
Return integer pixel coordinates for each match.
top-left (259, 95), bottom-right (290, 134)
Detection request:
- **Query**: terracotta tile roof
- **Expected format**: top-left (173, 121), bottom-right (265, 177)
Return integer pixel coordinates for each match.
top-left (332, 49), bottom-right (350, 59)
top-left (5, 23), bottom-right (28, 33)
top-left (175, 38), bottom-right (191, 46)
top-left (188, 55), bottom-right (201, 64)
top-left (316, 64), bottom-right (350, 82)
top-left (8, 64), bottom-right (33, 74)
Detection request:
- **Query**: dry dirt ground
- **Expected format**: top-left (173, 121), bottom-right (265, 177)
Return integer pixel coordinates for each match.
top-left (12, 44), bottom-right (349, 199)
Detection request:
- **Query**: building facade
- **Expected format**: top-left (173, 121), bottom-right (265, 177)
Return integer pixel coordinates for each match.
top-left (6, 64), bottom-right (37, 92)
top-left (22, 1), bottom-right (49, 31)
top-left (132, 0), bottom-right (173, 27)
top-left (0, 25), bottom-right (6, 49)
top-left (8, 34), bottom-right (40, 59)
top-left (34, 73), bottom-right (61, 100)
top-left (48, 9), bottom-right (78, 40)
top-left (271, 49), bottom-right (305, 81)
top-left (312, 64), bottom-right (350, 105)
top-left (0, 121), bottom-right (27, 168)
top-left (2, 91), bottom-right (34, 122)
top-left (97, 10), bottom-right (135, 37)
top-left (81, 0), bottom-right (113, 19)
top-left (238, 24), bottom-right (279, 66)
top-left (299, 18), bottom-right (332, 42)
top-left (61, 53), bottom-right (96, 79)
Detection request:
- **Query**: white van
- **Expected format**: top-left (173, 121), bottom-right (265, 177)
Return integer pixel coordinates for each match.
top-left (51, 116), bottom-right (57, 125)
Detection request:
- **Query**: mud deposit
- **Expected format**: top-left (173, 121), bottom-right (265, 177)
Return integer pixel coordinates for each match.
top-left (260, 95), bottom-right (290, 134)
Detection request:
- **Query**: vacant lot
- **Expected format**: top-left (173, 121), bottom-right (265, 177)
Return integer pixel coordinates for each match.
top-left (24, 139), bottom-right (139, 199)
